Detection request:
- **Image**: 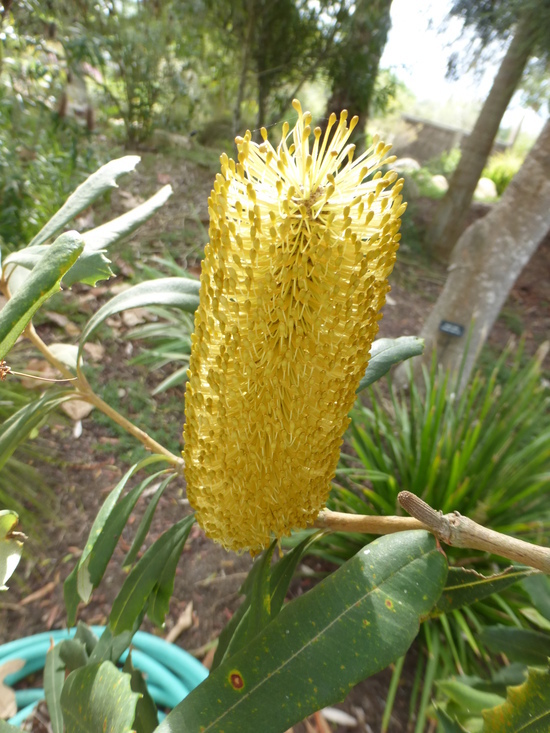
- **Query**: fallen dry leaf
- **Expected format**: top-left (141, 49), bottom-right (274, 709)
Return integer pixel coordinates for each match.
top-left (322, 707), bottom-right (358, 727)
top-left (61, 400), bottom-right (94, 421)
top-left (44, 311), bottom-right (80, 337)
top-left (83, 342), bottom-right (106, 362)
top-left (0, 658), bottom-right (24, 719)
top-left (122, 308), bottom-right (149, 327)
top-left (21, 579), bottom-right (58, 606)
top-left (165, 601), bottom-right (194, 644)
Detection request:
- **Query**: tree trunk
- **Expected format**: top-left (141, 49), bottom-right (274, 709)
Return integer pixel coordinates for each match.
top-left (400, 118), bottom-right (550, 393)
top-left (324, 0), bottom-right (392, 147)
top-left (426, 15), bottom-right (537, 262)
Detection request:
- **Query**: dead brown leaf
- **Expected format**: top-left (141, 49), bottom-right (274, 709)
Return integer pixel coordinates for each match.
top-left (44, 311), bottom-right (80, 337)
top-left (61, 400), bottom-right (94, 421)
top-left (83, 342), bottom-right (106, 362)
top-left (0, 658), bottom-right (24, 719)
top-left (165, 601), bottom-right (194, 643)
top-left (21, 578), bottom-right (58, 606)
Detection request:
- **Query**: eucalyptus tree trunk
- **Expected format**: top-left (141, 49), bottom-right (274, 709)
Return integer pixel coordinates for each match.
top-left (426, 15), bottom-right (537, 262)
top-left (401, 118), bottom-right (550, 394)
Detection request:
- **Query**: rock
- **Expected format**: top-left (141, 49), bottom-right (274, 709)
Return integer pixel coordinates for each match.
top-left (431, 174), bottom-right (449, 193)
top-left (474, 176), bottom-right (498, 201)
top-left (392, 157), bottom-right (421, 172)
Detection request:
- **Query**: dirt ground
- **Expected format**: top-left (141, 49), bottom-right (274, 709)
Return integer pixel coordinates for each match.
top-left (1, 147), bottom-right (549, 732)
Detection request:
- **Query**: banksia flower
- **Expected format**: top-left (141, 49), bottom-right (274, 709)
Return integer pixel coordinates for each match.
top-left (184, 100), bottom-right (405, 552)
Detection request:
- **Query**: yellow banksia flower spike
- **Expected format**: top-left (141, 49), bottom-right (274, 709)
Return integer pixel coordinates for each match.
top-left (184, 100), bottom-right (406, 552)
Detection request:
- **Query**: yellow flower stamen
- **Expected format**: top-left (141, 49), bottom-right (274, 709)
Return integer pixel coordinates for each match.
top-left (183, 100), bottom-right (406, 552)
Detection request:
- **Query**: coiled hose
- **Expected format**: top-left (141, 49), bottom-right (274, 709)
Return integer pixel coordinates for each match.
top-left (0, 626), bottom-right (208, 726)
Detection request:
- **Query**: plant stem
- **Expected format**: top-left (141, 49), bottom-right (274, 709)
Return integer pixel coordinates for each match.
top-left (25, 324), bottom-right (184, 470)
top-left (314, 494), bottom-right (550, 573)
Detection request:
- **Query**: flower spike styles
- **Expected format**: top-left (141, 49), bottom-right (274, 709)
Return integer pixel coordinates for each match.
top-left (184, 100), bottom-right (406, 552)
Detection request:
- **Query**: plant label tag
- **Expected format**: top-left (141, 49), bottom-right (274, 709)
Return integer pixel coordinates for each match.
top-left (439, 320), bottom-right (465, 337)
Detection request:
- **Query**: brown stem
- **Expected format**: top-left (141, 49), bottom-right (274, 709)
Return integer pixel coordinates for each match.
top-left (314, 495), bottom-right (550, 574)
top-left (25, 325), bottom-right (184, 470)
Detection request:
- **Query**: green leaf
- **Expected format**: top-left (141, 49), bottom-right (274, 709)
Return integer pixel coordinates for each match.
top-left (435, 706), bottom-right (470, 733)
top-left (437, 679), bottom-right (504, 715)
top-left (157, 530), bottom-right (448, 733)
top-left (357, 336), bottom-right (424, 392)
top-left (520, 607), bottom-right (550, 631)
top-left (74, 622), bottom-right (99, 655)
top-left (480, 627), bottom-right (550, 666)
top-left (29, 156), bottom-right (141, 248)
top-left (432, 567), bottom-right (534, 616)
top-left (78, 277), bottom-right (200, 363)
top-left (124, 653), bottom-right (159, 733)
top-left (0, 511), bottom-right (24, 590)
top-left (58, 639), bottom-right (89, 671)
top-left (60, 661), bottom-right (139, 733)
top-left (0, 232), bottom-right (83, 359)
top-left (44, 644), bottom-right (65, 733)
top-left (123, 474), bottom-right (175, 567)
top-left (64, 456), bottom-right (167, 619)
top-left (109, 516), bottom-right (195, 635)
top-left (482, 665), bottom-right (550, 732)
top-left (522, 574), bottom-right (550, 621)
top-left (3, 245), bottom-right (113, 288)
top-left (0, 722), bottom-right (24, 732)
top-left (89, 625), bottom-right (139, 666)
top-left (82, 185), bottom-right (172, 251)
top-left (147, 514), bottom-right (195, 627)
top-left (0, 390), bottom-right (72, 474)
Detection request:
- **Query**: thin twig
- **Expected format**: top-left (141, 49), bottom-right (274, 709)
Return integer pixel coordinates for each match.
top-left (314, 510), bottom-right (425, 534)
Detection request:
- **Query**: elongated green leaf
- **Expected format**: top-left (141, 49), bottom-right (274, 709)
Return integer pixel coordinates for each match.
top-left (63, 456), bottom-right (164, 625)
top-left (0, 232), bottom-right (83, 359)
top-left (357, 336), bottom-right (424, 392)
top-left (109, 516), bottom-right (195, 635)
top-left (78, 278), bottom-right (201, 361)
top-left (123, 474), bottom-right (175, 567)
top-left (44, 644), bottom-right (65, 733)
top-left (74, 622), bottom-right (99, 656)
top-left (89, 625), bottom-right (139, 666)
top-left (3, 245), bottom-right (113, 287)
top-left (437, 680), bottom-right (504, 715)
top-left (0, 511), bottom-right (24, 590)
top-left (29, 156), bottom-right (141, 247)
top-left (433, 567), bottom-right (534, 616)
top-left (83, 185), bottom-right (172, 251)
top-left (480, 627), bottom-right (550, 666)
top-left (0, 390), bottom-right (72, 473)
top-left (0, 722), bottom-right (23, 732)
top-left (124, 652), bottom-right (159, 733)
top-left (157, 530), bottom-right (448, 733)
top-left (522, 574), bottom-right (550, 621)
top-left (520, 607), bottom-right (550, 631)
top-left (435, 706), bottom-right (470, 733)
top-left (482, 665), bottom-right (550, 732)
top-left (61, 661), bottom-right (139, 733)
top-left (147, 514), bottom-right (195, 627)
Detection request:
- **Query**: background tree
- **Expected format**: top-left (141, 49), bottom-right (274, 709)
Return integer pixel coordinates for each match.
top-left (405, 117), bottom-right (550, 392)
top-left (323, 0), bottom-right (393, 146)
top-left (426, 0), bottom-right (550, 261)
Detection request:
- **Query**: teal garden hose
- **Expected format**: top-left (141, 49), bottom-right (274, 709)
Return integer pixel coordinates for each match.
top-left (0, 626), bottom-right (208, 726)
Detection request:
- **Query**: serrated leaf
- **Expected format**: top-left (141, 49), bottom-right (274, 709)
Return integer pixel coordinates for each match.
top-left (432, 567), bottom-right (534, 616)
top-left (60, 661), bottom-right (139, 733)
top-left (157, 530), bottom-right (448, 733)
top-left (480, 627), bottom-right (550, 666)
top-left (357, 336), bottom-right (424, 392)
top-left (83, 185), bottom-right (172, 251)
top-left (78, 277), bottom-right (200, 363)
top-left (0, 511), bottom-right (24, 591)
top-left (109, 516), bottom-right (195, 635)
top-left (482, 665), bottom-right (550, 732)
top-left (29, 156), bottom-right (141, 248)
top-left (44, 644), bottom-right (65, 733)
top-left (0, 232), bottom-right (83, 359)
